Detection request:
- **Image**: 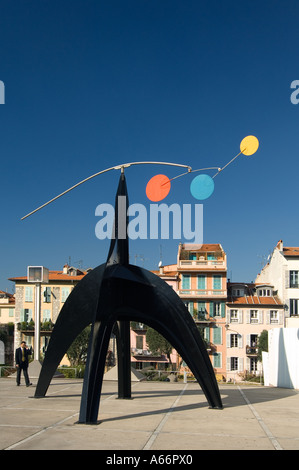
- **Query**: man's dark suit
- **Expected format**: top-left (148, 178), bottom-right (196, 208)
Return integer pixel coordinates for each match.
top-left (15, 346), bottom-right (32, 386)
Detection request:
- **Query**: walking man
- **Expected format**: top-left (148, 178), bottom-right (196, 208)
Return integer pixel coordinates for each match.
top-left (15, 341), bottom-right (32, 386)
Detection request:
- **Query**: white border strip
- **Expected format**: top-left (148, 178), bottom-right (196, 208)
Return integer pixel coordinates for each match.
top-left (238, 386), bottom-right (283, 450)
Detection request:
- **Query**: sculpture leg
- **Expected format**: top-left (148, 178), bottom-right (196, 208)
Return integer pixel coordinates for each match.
top-left (116, 320), bottom-right (131, 399)
top-left (78, 318), bottom-right (115, 424)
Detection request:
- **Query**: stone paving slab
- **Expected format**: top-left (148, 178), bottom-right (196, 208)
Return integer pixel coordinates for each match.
top-left (1, 377), bottom-right (298, 452)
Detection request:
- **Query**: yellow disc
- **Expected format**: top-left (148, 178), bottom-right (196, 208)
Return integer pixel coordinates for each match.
top-left (240, 135), bottom-right (259, 156)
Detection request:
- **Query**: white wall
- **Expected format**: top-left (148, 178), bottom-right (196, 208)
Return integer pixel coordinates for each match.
top-left (263, 328), bottom-right (299, 389)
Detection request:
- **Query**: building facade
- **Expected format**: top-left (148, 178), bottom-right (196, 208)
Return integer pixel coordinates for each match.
top-left (0, 290), bottom-right (15, 324)
top-left (256, 240), bottom-right (299, 327)
top-left (226, 282), bottom-right (284, 382)
top-left (9, 265), bottom-right (88, 358)
top-left (175, 243), bottom-right (227, 379)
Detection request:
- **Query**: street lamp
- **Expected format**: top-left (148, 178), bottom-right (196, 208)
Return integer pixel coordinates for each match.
top-left (27, 266), bottom-right (49, 363)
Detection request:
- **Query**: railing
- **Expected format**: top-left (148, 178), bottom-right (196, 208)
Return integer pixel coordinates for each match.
top-left (178, 289), bottom-right (227, 297)
top-left (246, 346), bottom-right (258, 355)
top-left (178, 260), bottom-right (226, 269)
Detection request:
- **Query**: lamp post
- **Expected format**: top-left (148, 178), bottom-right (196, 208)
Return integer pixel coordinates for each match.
top-left (27, 266), bottom-right (49, 364)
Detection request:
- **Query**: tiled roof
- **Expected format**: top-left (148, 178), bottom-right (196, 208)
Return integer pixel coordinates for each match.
top-left (283, 247), bottom-right (299, 257)
top-left (0, 290), bottom-right (15, 304)
top-left (227, 295), bottom-right (283, 306)
top-left (9, 270), bottom-right (88, 282)
top-left (181, 243), bottom-right (223, 252)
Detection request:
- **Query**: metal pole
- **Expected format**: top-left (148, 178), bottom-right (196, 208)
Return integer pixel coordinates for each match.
top-left (34, 283), bottom-right (41, 361)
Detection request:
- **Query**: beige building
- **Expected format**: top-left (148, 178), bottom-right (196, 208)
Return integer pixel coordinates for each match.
top-left (0, 290), bottom-right (15, 324)
top-left (9, 265), bottom-right (89, 358)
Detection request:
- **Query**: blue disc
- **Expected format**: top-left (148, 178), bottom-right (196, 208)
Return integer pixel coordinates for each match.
top-left (190, 174), bottom-right (215, 200)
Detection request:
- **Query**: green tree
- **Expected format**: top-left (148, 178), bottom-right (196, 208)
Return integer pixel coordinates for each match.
top-left (257, 330), bottom-right (268, 362)
top-left (145, 327), bottom-right (173, 366)
top-left (67, 325), bottom-right (91, 366)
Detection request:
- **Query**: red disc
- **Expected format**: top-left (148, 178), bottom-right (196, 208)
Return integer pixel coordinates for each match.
top-left (146, 174), bottom-right (171, 202)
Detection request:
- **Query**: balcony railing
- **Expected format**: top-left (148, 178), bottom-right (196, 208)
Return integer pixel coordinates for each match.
top-left (246, 346), bottom-right (258, 356)
top-left (178, 260), bottom-right (226, 269)
top-left (178, 289), bottom-right (227, 297)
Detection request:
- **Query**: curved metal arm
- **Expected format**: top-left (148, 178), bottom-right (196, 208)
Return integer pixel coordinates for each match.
top-left (21, 161), bottom-right (192, 220)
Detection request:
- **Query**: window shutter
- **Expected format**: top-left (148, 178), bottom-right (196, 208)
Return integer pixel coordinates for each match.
top-left (246, 312), bottom-right (250, 323)
top-left (258, 311), bottom-right (263, 324)
top-left (197, 275), bottom-right (206, 289)
top-left (279, 312), bottom-right (283, 325)
top-left (44, 287), bottom-right (51, 303)
top-left (182, 275), bottom-right (190, 289)
top-left (285, 270), bottom-right (290, 288)
top-left (213, 275), bottom-right (221, 290)
top-left (204, 326), bottom-right (210, 342)
top-left (61, 287), bottom-right (70, 303)
top-left (266, 312), bottom-right (270, 324)
top-left (238, 334), bottom-right (243, 348)
top-left (221, 302), bottom-right (225, 318)
top-left (27, 309), bottom-right (33, 321)
top-left (209, 302), bottom-right (214, 317)
top-left (238, 358), bottom-right (244, 372)
top-left (25, 286), bottom-right (33, 302)
top-left (226, 357), bottom-right (231, 371)
top-left (213, 326), bottom-right (222, 345)
top-left (238, 310), bottom-right (243, 323)
top-left (226, 333), bottom-right (231, 348)
top-left (20, 309), bottom-right (25, 322)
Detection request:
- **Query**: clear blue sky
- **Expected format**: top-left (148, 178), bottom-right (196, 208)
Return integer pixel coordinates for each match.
top-left (1, 0), bottom-right (299, 292)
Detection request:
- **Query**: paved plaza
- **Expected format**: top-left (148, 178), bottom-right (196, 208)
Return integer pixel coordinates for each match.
top-left (0, 376), bottom-right (299, 451)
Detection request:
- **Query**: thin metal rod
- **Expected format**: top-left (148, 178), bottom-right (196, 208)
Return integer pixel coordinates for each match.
top-left (21, 161), bottom-right (192, 220)
top-left (212, 151), bottom-right (243, 178)
top-left (161, 167), bottom-right (219, 186)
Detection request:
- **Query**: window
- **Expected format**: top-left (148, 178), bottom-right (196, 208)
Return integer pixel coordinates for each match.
top-left (213, 353), bottom-right (221, 368)
top-left (197, 302), bottom-right (206, 320)
top-left (182, 275), bottom-right (190, 290)
top-left (136, 336), bottom-right (143, 350)
top-left (43, 287), bottom-right (51, 303)
top-left (232, 288), bottom-right (244, 297)
top-left (250, 357), bottom-right (258, 372)
top-left (290, 299), bottom-right (299, 316)
top-left (21, 308), bottom-right (32, 322)
top-left (207, 253), bottom-right (216, 260)
top-left (213, 275), bottom-right (221, 290)
top-left (230, 357), bottom-right (238, 371)
top-left (197, 275), bottom-right (206, 290)
top-left (61, 287), bottom-right (70, 303)
top-left (213, 326), bottom-right (222, 345)
top-left (42, 309), bottom-right (51, 321)
top-left (230, 309), bottom-right (239, 323)
top-left (270, 310), bottom-right (278, 324)
top-left (25, 286), bottom-right (33, 302)
top-left (210, 302), bottom-right (225, 317)
top-left (290, 271), bottom-right (299, 288)
top-left (258, 289), bottom-right (271, 296)
top-left (184, 301), bottom-right (194, 315)
top-left (9, 308), bottom-right (14, 317)
top-left (250, 310), bottom-right (258, 323)
top-left (230, 334), bottom-right (238, 347)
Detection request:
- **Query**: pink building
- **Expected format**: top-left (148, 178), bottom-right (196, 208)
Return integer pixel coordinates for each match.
top-left (226, 282), bottom-right (284, 382)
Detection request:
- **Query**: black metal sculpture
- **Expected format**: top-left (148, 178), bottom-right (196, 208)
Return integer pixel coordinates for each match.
top-left (34, 171), bottom-right (223, 423)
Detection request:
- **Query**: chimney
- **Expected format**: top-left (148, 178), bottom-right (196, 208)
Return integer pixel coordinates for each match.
top-left (63, 264), bottom-right (69, 274)
top-left (277, 240), bottom-right (283, 251)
